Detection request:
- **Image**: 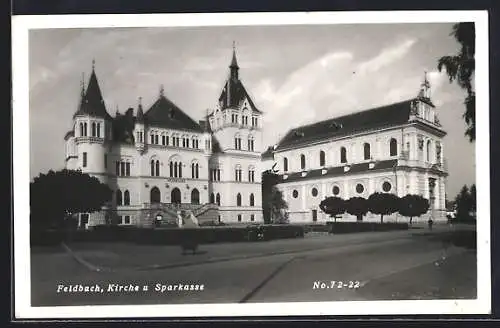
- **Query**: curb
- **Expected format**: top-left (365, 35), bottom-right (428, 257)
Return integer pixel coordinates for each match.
top-left (61, 242), bottom-right (111, 273)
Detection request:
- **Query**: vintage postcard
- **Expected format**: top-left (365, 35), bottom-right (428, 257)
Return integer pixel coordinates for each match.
top-left (12, 11), bottom-right (490, 318)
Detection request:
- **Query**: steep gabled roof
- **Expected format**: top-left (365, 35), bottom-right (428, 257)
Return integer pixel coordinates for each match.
top-left (144, 93), bottom-right (203, 132)
top-left (218, 79), bottom-right (262, 113)
top-left (276, 99), bottom-right (415, 150)
top-left (218, 46), bottom-right (262, 114)
top-left (73, 67), bottom-right (112, 120)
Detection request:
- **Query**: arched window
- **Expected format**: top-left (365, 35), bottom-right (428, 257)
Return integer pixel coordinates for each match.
top-left (174, 162), bottom-right (178, 177)
top-left (79, 123), bottom-right (84, 136)
top-left (216, 193), bottom-right (221, 206)
top-left (124, 190), bottom-right (130, 205)
top-left (155, 160), bottom-right (160, 176)
top-left (237, 193), bottom-right (242, 206)
top-left (150, 160), bottom-right (155, 176)
top-left (390, 138), bottom-right (398, 156)
top-left (319, 150), bottom-right (326, 166)
top-left (247, 135), bottom-right (255, 151)
top-left (96, 123), bottom-right (101, 138)
top-left (340, 147), bottom-right (347, 163)
top-left (191, 188), bottom-right (200, 205)
top-left (300, 154), bottom-right (306, 170)
top-left (83, 122), bottom-right (88, 136)
top-left (426, 140), bottom-right (432, 162)
top-left (91, 122), bottom-right (96, 137)
top-left (116, 189), bottom-right (122, 206)
top-left (283, 157), bottom-right (288, 172)
top-left (249, 193), bottom-right (255, 206)
top-left (364, 143), bottom-right (371, 160)
top-left (234, 133), bottom-right (242, 150)
top-left (191, 162), bottom-right (199, 179)
top-left (178, 162), bottom-right (182, 178)
top-left (169, 162), bottom-right (173, 177)
top-left (210, 193), bottom-right (215, 204)
top-left (150, 187), bottom-right (161, 204)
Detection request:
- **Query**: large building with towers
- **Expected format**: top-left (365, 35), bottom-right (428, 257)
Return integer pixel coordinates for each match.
top-left (64, 47), bottom-right (264, 228)
top-left (265, 74), bottom-right (448, 223)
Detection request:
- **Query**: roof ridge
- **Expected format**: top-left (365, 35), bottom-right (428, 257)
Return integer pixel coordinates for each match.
top-left (292, 98), bottom-right (416, 131)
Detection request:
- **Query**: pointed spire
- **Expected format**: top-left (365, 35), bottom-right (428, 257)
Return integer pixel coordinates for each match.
top-left (136, 96), bottom-right (145, 123)
top-left (92, 58), bottom-right (96, 71)
top-left (229, 41), bottom-right (239, 81)
top-left (159, 84), bottom-right (164, 97)
top-left (230, 41), bottom-right (239, 69)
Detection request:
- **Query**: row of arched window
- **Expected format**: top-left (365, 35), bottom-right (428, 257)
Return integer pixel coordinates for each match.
top-left (147, 131), bottom-right (200, 149)
top-left (116, 189), bottom-right (131, 206)
top-left (209, 192), bottom-right (255, 207)
top-left (234, 134), bottom-right (255, 151)
top-left (283, 138), bottom-right (398, 172)
top-left (236, 193), bottom-right (255, 207)
top-left (149, 160), bottom-right (201, 179)
top-left (78, 121), bottom-right (102, 138)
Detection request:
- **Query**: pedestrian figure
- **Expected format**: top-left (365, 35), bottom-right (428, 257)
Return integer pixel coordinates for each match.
top-left (428, 217), bottom-right (434, 230)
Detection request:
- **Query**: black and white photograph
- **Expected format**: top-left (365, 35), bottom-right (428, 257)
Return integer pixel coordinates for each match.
top-left (12, 11), bottom-right (490, 318)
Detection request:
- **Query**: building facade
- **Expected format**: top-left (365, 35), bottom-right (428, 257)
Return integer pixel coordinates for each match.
top-left (267, 75), bottom-right (448, 223)
top-left (64, 49), bottom-right (264, 228)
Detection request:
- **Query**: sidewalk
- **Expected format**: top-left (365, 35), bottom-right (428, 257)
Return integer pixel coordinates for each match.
top-left (61, 225), bottom-right (469, 272)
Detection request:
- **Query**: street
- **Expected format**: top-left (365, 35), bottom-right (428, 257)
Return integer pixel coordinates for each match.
top-left (30, 224), bottom-right (477, 306)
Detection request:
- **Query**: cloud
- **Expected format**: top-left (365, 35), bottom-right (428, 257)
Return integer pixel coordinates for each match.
top-left (254, 39), bottom-right (436, 146)
top-left (357, 39), bottom-right (417, 75)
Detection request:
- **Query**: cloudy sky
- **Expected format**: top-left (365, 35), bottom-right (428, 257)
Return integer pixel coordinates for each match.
top-left (29, 23), bottom-right (476, 197)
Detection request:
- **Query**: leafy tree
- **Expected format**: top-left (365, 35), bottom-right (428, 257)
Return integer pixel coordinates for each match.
top-left (30, 169), bottom-right (113, 231)
top-left (398, 194), bottom-right (430, 224)
top-left (367, 192), bottom-right (401, 223)
top-left (345, 197), bottom-right (368, 222)
top-left (470, 184), bottom-right (476, 213)
top-left (455, 184), bottom-right (475, 221)
top-left (262, 169), bottom-right (288, 224)
top-left (438, 22), bottom-right (475, 142)
top-left (319, 197), bottom-right (346, 222)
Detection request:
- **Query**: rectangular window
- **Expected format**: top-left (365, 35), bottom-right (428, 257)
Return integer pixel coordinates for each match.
top-left (120, 162), bottom-right (125, 177)
top-left (217, 169), bottom-right (220, 181)
top-left (250, 214), bottom-right (255, 222)
top-left (124, 215), bottom-right (131, 224)
top-left (166, 136), bottom-right (169, 145)
top-left (312, 210), bottom-right (318, 222)
top-left (150, 135), bottom-right (154, 144)
top-left (162, 135), bottom-right (166, 145)
top-left (82, 152), bottom-right (87, 167)
top-left (104, 154), bottom-right (107, 169)
top-left (155, 135), bottom-right (159, 145)
top-left (116, 161), bottom-right (120, 176)
top-left (238, 214), bottom-right (242, 222)
top-left (126, 162), bottom-right (130, 176)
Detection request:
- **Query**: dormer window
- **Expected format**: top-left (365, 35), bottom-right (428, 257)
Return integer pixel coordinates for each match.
top-left (330, 121), bottom-right (343, 129)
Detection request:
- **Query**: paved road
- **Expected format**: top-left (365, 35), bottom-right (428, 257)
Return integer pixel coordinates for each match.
top-left (30, 225), bottom-right (476, 306)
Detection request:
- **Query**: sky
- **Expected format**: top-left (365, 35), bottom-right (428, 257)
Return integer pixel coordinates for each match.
top-left (28, 23), bottom-right (476, 197)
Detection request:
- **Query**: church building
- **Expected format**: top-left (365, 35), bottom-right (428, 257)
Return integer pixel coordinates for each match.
top-left (266, 74), bottom-right (448, 223)
top-left (63, 46), bottom-right (264, 228)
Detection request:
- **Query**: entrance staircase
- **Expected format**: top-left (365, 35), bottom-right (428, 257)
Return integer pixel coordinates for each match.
top-left (140, 202), bottom-right (219, 228)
